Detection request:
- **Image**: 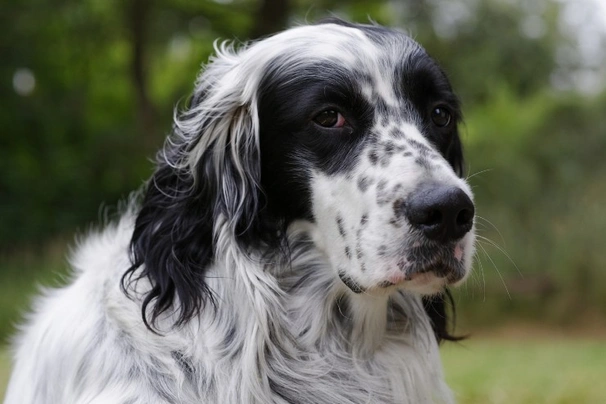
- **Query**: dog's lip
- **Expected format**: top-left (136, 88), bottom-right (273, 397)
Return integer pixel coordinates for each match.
top-left (404, 243), bottom-right (466, 278)
top-left (378, 260), bottom-right (463, 289)
top-left (376, 271), bottom-right (445, 292)
top-left (409, 261), bottom-right (451, 277)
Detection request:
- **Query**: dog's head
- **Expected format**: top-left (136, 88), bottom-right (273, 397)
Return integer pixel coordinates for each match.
top-left (125, 18), bottom-right (475, 335)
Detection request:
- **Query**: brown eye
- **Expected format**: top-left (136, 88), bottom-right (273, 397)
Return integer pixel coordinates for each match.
top-left (431, 106), bottom-right (451, 127)
top-left (313, 110), bottom-right (346, 128)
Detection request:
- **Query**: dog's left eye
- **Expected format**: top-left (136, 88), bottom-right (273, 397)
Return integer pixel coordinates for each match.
top-left (431, 106), bottom-right (452, 127)
top-left (313, 110), bottom-right (347, 128)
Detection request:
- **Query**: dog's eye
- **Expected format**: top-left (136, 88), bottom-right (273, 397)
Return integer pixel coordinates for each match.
top-left (313, 110), bottom-right (346, 128)
top-left (431, 106), bottom-right (451, 127)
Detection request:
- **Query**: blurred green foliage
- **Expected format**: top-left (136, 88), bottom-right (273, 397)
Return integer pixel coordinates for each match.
top-left (459, 90), bottom-right (606, 326)
top-left (1, 0), bottom-right (605, 342)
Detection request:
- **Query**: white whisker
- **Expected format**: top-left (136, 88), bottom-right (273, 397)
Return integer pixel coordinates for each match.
top-left (476, 241), bottom-right (512, 299)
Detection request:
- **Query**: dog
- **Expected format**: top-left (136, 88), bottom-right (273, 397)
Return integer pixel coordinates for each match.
top-left (5, 18), bottom-right (475, 404)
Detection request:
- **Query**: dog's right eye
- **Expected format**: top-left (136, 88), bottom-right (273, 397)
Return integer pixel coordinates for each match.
top-left (313, 110), bottom-right (346, 128)
top-left (430, 106), bottom-right (452, 128)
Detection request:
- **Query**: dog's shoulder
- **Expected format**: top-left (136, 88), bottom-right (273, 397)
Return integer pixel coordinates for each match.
top-left (5, 214), bottom-right (146, 403)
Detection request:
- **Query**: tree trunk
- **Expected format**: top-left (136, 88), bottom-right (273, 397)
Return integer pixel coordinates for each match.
top-left (128, 0), bottom-right (157, 145)
top-left (250, 0), bottom-right (291, 39)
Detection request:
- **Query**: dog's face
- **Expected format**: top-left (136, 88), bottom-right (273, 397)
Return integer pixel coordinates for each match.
top-left (256, 20), bottom-right (475, 296)
top-left (129, 19), bottom-right (476, 329)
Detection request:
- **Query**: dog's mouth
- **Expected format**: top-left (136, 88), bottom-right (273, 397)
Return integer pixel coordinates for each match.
top-left (338, 242), bottom-right (468, 295)
top-left (377, 260), bottom-right (465, 289)
top-left (406, 258), bottom-right (466, 283)
top-left (403, 242), bottom-right (466, 279)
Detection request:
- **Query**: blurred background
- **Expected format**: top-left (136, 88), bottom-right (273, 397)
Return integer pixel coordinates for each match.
top-left (1, 0), bottom-right (605, 402)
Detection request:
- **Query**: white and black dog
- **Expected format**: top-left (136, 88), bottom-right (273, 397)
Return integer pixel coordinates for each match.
top-left (5, 18), bottom-right (476, 404)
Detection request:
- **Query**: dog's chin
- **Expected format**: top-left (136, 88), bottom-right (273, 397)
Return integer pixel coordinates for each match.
top-left (375, 271), bottom-right (451, 296)
top-left (338, 260), bottom-right (468, 297)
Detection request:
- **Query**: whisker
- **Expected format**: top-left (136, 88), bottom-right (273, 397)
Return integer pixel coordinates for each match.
top-left (476, 241), bottom-right (512, 300)
top-left (465, 167), bottom-right (494, 181)
top-left (467, 248), bottom-right (486, 302)
top-left (475, 215), bottom-right (506, 247)
top-left (474, 250), bottom-right (486, 302)
top-left (476, 235), bottom-right (522, 277)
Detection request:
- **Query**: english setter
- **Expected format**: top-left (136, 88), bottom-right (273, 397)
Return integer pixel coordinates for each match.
top-left (5, 18), bottom-right (476, 404)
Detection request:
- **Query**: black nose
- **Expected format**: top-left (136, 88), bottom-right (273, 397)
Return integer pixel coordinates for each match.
top-left (405, 185), bottom-right (474, 242)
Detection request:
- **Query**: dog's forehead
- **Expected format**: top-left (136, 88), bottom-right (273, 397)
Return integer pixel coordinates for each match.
top-left (256, 23), bottom-right (422, 76)
top-left (252, 23), bottom-right (431, 111)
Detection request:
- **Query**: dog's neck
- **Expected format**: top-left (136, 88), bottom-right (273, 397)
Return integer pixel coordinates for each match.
top-left (195, 228), bottom-right (448, 403)
top-left (210, 222), bottom-right (434, 358)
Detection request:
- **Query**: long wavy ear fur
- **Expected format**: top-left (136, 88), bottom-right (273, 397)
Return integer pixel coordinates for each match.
top-left (122, 43), bottom-right (268, 330)
top-left (422, 291), bottom-right (466, 344)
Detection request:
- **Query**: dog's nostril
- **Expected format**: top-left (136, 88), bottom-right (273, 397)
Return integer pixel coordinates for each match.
top-left (405, 185), bottom-right (474, 242)
top-left (421, 209), bottom-right (442, 227)
top-left (456, 207), bottom-right (474, 227)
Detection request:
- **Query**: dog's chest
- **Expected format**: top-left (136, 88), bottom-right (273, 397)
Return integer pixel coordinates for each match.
top-left (190, 324), bottom-right (449, 404)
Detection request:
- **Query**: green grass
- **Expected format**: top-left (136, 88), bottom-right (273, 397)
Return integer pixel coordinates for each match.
top-left (2, 338), bottom-right (605, 401)
top-left (1, 348), bottom-right (9, 399)
top-left (442, 339), bottom-right (606, 403)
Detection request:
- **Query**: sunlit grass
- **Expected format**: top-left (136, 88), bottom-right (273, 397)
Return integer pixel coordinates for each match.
top-left (442, 339), bottom-right (606, 404)
top-left (1, 348), bottom-right (10, 399)
top-left (2, 339), bottom-right (605, 402)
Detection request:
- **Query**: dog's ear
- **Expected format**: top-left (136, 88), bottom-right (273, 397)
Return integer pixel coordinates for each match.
top-left (422, 291), bottom-right (465, 344)
top-left (122, 43), bottom-right (266, 330)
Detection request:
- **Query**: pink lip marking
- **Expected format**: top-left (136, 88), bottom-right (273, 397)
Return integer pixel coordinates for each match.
top-left (454, 244), bottom-right (464, 261)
